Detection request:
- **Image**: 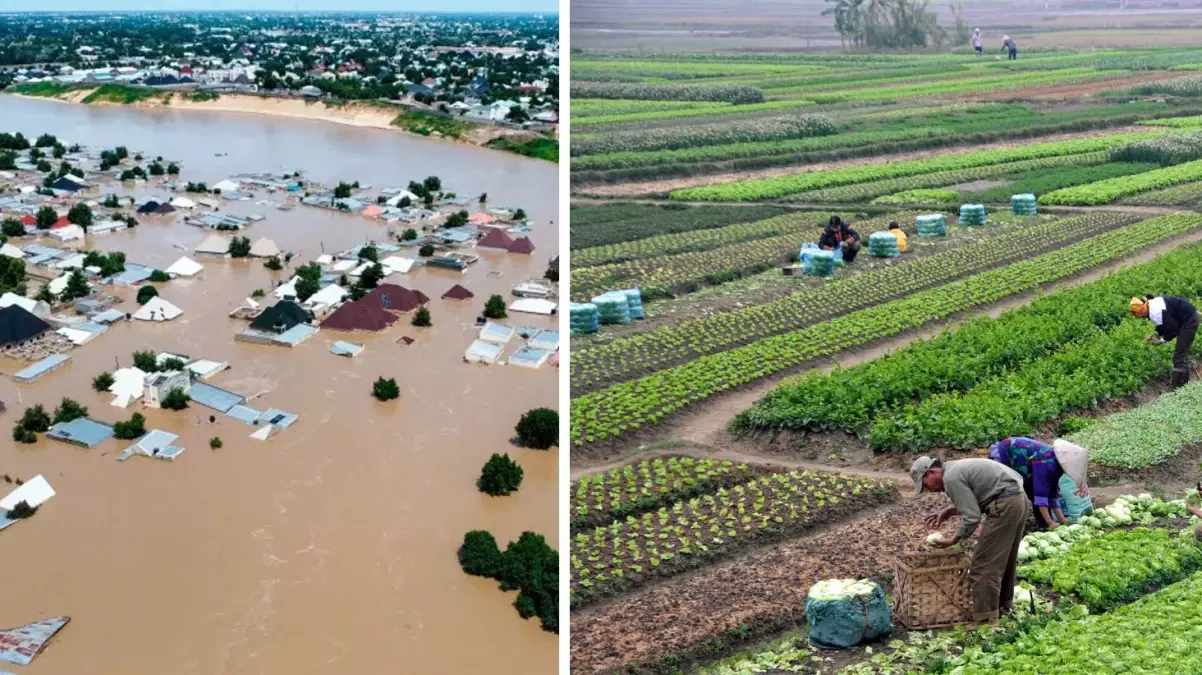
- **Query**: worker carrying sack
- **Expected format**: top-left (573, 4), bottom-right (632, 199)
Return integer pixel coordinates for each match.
top-left (805, 579), bottom-right (892, 649)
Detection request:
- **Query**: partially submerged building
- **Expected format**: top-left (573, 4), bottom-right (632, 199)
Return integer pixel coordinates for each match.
top-left (144, 370), bottom-right (191, 408)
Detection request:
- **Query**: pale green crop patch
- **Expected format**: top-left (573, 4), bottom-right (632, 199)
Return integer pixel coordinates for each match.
top-left (1067, 379), bottom-right (1202, 468)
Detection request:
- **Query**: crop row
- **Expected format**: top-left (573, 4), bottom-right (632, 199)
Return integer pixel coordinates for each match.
top-left (571, 222), bottom-right (828, 301)
top-left (571, 60), bottom-right (817, 81)
top-left (775, 68), bottom-right (1128, 103)
top-left (571, 114), bottom-right (835, 157)
top-left (570, 202), bottom-right (790, 251)
top-left (734, 215), bottom-right (1202, 437)
top-left (569, 470), bottom-right (893, 606)
top-left (572, 99), bottom-right (724, 118)
top-left (1138, 113), bottom-right (1202, 128)
top-left (1109, 131), bottom-right (1202, 165)
top-left (569, 82), bottom-right (765, 103)
top-left (571, 214), bottom-right (1202, 447)
top-left (788, 152), bottom-right (1108, 203)
top-left (956, 569), bottom-right (1202, 674)
top-left (571, 99), bottom-right (812, 128)
top-left (1019, 528), bottom-right (1202, 613)
top-left (1040, 158), bottom-right (1202, 205)
top-left (671, 132), bottom-right (1161, 201)
top-left (1129, 74), bottom-right (1202, 97)
top-left (1066, 380), bottom-right (1202, 468)
top-left (965, 161), bottom-right (1157, 204)
top-left (570, 457), bottom-right (757, 531)
top-left (1120, 179), bottom-right (1202, 206)
top-left (866, 320), bottom-right (1174, 451)
top-left (572, 213), bottom-right (1137, 393)
top-left (573, 209), bottom-right (872, 269)
top-left (870, 188), bottom-right (960, 204)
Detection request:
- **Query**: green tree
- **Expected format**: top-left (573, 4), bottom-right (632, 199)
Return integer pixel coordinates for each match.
top-left (103, 194), bottom-right (121, 208)
top-left (120, 169), bottom-right (136, 181)
top-left (149, 162), bottom-right (165, 176)
top-left (161, 387), bottom-right (191, 411)
top-left (113, 412), bottom-right (147, 440)
top-left (294, 275), bottom-right (320, 302)
top-left (35, 206), bottom-right (57, 230)
top-left (115, 146), bottom-right (129, 160)
top-left (458, 530), bottom-right (505, 577)
top-left (19, 404), bottom-right (52, 433)
top-left (136, 284), bottom-right (159, 305)
top-left (148, 269), bottom-right (170, 282)
top-left (52, 398), bottom-right (88, 424)
top-left (210, 436), bottom-right (223, 449)
top-left (160, 357), bottom-right (187, 371)
top-left (1, 217), bottom-right (24, 238)
top-left (477, 454), bottom-right (523, 496)
top-left (167, 163), bottom-right (180, 175)
top-left (93, 371), bottom-right (115, 392)
top-left (333, 181), bottom-right (353, 199)
top-left (52, 143), bottom-right (66, 159)
top-left (358, 244), bottom-right (379, 262)
top-left (445, 210), bottom-right (468, 228)
top-left (11, 423), bottom-right (36, 444)
top-left (132, 350), bottom-right (159, 372)
top-left (513, 208), bottom-right (527, 221)
top-left (359, 263), bottom-right (384, 289)
top-left (36, 159), bottom-right (52, 173)
top-left (34, 133), bottom-right (56, 148)
top-left (229, 236), bottom-right (251, 258)
top-left (515, 408), bottom-right (558, 450)
top-left (411, 306), bottom-right (432, 327)
top-left (35, 282), bottom-right (53, 303)
top-left (401, 228), bottom-right (418, 241)
top-left (423, 175), bottom-right (441, 193)
top-left (483, 294), bottom-right (507, 319)
top-left (372, 376), bottom-right (400, 401)
top-left (419, 244), bottom-right (435, 257)
top-left (61, 269), bottom-right (90, 301)
top-left (264, 256), bottom-right (283, 271)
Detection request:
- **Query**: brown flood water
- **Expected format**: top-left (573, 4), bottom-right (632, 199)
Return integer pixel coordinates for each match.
top-left (0, 96), bottom-right (559, 674)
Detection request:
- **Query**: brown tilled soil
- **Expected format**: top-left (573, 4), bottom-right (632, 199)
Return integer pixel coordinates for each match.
top-left (575, 127), bottom-right (1148, 197)
top-left (569, 494), bottom-right (949, 674)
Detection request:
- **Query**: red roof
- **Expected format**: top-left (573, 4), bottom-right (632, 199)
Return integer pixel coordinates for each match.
top-left (442, 284), bottom-right (474, 300)
top-left (20, 215), bottom-right (35, 226)
top-left (507, 237), bottom-right (535, 254)
top-left (51, 217), bottom-right (69, 229)
top-left (478, 228), bottom-right (514, 250)
top-left (320, 300), bottom-right (399, 332)
top-left (363, 283), bottom-right (429, 313)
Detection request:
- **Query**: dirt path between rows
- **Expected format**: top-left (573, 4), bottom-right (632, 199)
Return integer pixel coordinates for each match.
top-left (573, 223), bottom-right (1202, 468)
top-left (572, 126), bottom-right (1147, 197)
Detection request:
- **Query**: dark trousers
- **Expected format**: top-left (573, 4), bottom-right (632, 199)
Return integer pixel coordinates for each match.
top-left (1008, 49), bottom-right (1017, 60)
top-left (1172, 311), bottom-right (1200, 387)
top-left (969, 494), bottom-right (1030, 621)
top-left (841, 241), bottom-right (860, 263)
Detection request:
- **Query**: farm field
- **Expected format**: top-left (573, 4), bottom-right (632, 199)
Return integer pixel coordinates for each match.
top-left (569, 43), bottom-right (1202, 675)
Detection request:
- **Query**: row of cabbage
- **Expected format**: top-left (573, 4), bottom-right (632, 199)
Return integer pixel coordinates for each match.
top-left (1041, 157), bottom-right (1202, 205)
top-left (570, 457), bottom-right (756, 530)
top-left (670, 132), bottom-right (1161, 201)
top-left (734, 221), bottom-right (1202, 438)
top-left (569, 469), bottom-right (893, 606)
top-left (571, 114), bottom-right (835, 156)
top-left (1065, 379), bottom-right (1202, 468)
top-left (572, 213), bottom-right (1137, 393)
top-left (571, 214), bottom-right (1202, 447)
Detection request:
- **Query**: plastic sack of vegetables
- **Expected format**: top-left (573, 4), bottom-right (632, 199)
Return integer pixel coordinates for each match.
top-left (1059, 474), bottom-right (1093, 523)
top-left (804, 578), bottom-right (892, 649)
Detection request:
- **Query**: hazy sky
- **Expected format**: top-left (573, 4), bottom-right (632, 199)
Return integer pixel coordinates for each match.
top-left (1, 1), bottom-right (556, 12)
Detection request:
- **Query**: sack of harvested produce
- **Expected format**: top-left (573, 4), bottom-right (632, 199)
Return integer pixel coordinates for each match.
top-left (1011, 193), bottom-right (1038, 216)
top-left (916, 214), bottom-right (947, 237)
top-left (803, 249), bottom-right (837, 277)
top-left (591, 292), bottom-right (632, 325)
top-left (1060, 474), bottom-right (1093, 523)
top-left (805, 579), bottom-right (892, 649)
top-left (569, 302), bottom-right (600, 335)
top-left (959, 203), bottom-right (987, 226)
top-left (868, 231), bottom-right (900, 258)
top-left (621, 288), bottom-right (645, 320)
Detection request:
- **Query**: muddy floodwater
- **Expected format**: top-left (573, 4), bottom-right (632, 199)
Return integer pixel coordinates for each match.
top-left (0, 96), bottom-right (559, 674)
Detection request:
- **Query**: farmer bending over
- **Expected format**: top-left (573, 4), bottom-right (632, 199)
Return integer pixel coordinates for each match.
top-left (912, 456), bottom-right (1029, 625)
top-left (888, 221), bottom-right (907, 253)
top-left (1130, 295), bottom-right (1200, 388)
top-left (818, 215), bottom-right (861, 263)
top-left (988, 437), bottom-right (1090, 530)
top-left (1001, 35), bottom-right (1017, 60)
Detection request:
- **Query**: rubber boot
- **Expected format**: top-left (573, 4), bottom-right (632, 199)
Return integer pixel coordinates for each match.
top-left (1171, 368), bottom-right (1189, 389)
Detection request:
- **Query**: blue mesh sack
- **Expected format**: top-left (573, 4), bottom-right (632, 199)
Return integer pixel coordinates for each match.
top-left (805, 579), bottom-right (892, 649)
top-left (1060, 474), bottom-right (1094, 522)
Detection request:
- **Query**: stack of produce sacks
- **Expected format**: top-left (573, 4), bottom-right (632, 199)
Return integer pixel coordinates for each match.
top-left (569, 302), bottom-right (600, 335)
top-left (1011, 193), bottom-right (1038, 216)
top-left (915, 213), bottom-right (947, 237)
top-left (592, 292), bottom-right (632, 325)
top-left (803, 249), bottom-right (837, 276)
top-left (805, 579), bottom-right (892, 649)
top-left (621, 288), bottom-right (645, 320)
top-left (868, 231), bottom-right (901, 258)
top-left (959, 203), bottom-right (987, 226)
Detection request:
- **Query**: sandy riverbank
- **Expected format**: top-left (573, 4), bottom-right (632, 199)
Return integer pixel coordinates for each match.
top-left (8, 90), bottom-right (549, 151)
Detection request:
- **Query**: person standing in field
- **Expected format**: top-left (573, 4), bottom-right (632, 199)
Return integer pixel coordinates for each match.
top-left (1001, 35), bottom-right (1017, 60)
top-left (913, 456), bottom-right (1030, 625)
top-left (889, 222), bottom-right (907, 253)
top-left (818, 215), bottom-right (861, 263)
top-left (1130, 295), bottom-right (1201, 388)
top-left (972, 28), bottom-right (983, 57)
top-left (987, 437), bottom-right (1090, 530)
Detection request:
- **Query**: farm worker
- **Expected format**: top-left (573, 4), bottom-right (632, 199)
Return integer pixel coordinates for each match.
top-left (987, 437), bottom-right (1090, 529)
top-left (888, 221), bottom-right (907, 253)
top-left (1129, 295), bottom-right (1201, 388)
top-left (972, 29), bottom-right (983, 57)
top-left (818, 215), bottom-right (861, 263)
top-left (1001, 36), bottom-right (1017, 60)
top-left (912, 456), bottom-right (1030, 624)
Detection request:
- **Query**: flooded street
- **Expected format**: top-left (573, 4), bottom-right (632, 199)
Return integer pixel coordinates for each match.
top-left (0, 96), bottom-right (559, 674)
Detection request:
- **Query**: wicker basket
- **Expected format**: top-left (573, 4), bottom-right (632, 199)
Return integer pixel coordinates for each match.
top-left (892, 551), bottom-right (972, 629)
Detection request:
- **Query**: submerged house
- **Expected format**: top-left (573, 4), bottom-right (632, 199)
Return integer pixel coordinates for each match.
top-left (320, 300), bottom-right (398, 332)
top-left (249, 301), bottom-right (313, 334)
top-left (363, 284), bottom-right (429, 313)
top-left (477, 228), bottom-right (514, 250)
top-left (0, 305), bottom-right (51, 349)
top-left (144, 370), bottom-right (191, 408)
